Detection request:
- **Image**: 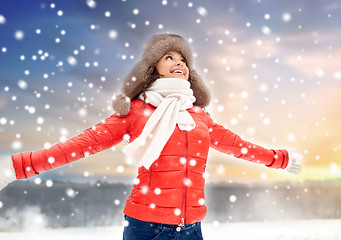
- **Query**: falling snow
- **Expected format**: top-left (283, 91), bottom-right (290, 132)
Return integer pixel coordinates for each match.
top-left (197, 6), bottom-right (207, 16)
top-left (0, 14), bottom-right (6, 24)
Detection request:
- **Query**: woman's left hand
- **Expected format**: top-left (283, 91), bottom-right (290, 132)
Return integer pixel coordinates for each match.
top-left (284, 151), bottom-right (303, 175)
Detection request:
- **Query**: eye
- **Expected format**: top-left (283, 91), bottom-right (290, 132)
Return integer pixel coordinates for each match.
top-left (165, 55), bottom-right (173, 60)
top-left (181, 59), bottom-right (186, 63)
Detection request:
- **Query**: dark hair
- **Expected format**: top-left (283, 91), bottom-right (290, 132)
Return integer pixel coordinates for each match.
top-left (132, 67), bottom-right (163, 108)
top-left (139, 68), bottom-right (161, 100)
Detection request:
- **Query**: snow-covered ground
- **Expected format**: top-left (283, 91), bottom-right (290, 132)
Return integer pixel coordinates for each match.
top-left (0, 219), bottom-right (341, 240)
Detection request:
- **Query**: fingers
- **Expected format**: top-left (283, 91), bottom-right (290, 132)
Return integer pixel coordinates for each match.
top-left (289, 166), bottom-right (301, 175)
top-left (286, 150), bottom-right (303, 175)
top-left (286, 163), bottom-right (302, 175)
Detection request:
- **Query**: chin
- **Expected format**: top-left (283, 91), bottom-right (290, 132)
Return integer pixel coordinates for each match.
top-left (177, 76), bottom-right (187, 80)
top-left (166, 75), bottom-right (188, 80)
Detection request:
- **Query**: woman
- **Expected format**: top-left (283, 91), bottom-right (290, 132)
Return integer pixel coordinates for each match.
top-left (0, 34), bottom-right (301, 239)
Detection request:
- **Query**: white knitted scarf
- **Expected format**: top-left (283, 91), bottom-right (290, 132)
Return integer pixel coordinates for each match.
top-left (122, 78), bottom-right (196, 169)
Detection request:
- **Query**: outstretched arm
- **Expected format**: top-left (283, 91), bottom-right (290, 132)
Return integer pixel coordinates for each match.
top-left (0, 110), bottom-right (133, 191)
top-left (206, 115), bottom-right (302, 174)
top-left (12, 112), bottom-right (132, 179)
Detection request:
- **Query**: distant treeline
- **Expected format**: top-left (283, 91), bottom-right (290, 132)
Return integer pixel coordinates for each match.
top-left (0, 180), bottom-right (340, 230)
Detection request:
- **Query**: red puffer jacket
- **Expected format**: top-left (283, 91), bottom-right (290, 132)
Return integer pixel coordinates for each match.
top-left (11, 100), bottom-right (288, 225)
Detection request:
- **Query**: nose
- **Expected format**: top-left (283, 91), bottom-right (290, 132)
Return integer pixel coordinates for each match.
top-left (176, 60), bottom-right (184, 66)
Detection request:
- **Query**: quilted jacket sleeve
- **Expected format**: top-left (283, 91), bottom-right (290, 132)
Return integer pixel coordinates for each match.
top-left (206, 115), bottom-right (288, 169)
top-left (11, 111), bottom-right (133, 180)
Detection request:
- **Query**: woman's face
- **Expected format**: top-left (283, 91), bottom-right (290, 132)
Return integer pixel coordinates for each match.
top-left (155, 51), bottom-right (189, 80)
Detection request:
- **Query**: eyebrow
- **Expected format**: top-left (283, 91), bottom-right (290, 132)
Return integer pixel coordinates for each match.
top-left (165, 52), bottom-right (185, 60)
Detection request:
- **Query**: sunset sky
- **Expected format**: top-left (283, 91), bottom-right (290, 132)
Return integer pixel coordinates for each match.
top-left (0, 0), bottom-right (340, 184)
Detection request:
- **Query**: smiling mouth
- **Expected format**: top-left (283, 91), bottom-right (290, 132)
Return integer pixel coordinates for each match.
top-left (171, 69), bottom-right (184, 75)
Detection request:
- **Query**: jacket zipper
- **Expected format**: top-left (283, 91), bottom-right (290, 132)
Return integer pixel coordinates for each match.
top-left (179, 131), bottom-right (188, 228)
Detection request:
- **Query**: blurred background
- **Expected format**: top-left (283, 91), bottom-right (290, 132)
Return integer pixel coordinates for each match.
top-left (0, 0), bottom-right (341, 235)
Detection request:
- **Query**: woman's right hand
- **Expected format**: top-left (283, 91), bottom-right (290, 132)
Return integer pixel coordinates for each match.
top-left (0, 156), bottom-right (17, 191)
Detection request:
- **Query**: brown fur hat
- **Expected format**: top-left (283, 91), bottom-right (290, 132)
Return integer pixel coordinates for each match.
top-left (112, 34), bottom-right (211, 116)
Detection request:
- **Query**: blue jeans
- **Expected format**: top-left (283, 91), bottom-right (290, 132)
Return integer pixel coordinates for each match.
top-left (123, 215), bottom-right (204, 240)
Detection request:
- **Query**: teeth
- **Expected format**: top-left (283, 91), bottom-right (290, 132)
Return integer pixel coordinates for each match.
top-left (174, 70), bottom-right (183, 74)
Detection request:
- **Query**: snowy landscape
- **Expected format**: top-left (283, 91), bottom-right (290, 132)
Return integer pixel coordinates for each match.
top-left (1, 219), bottom-right (341, 240)
top-left (1, 180), bottom-right (341, 239)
